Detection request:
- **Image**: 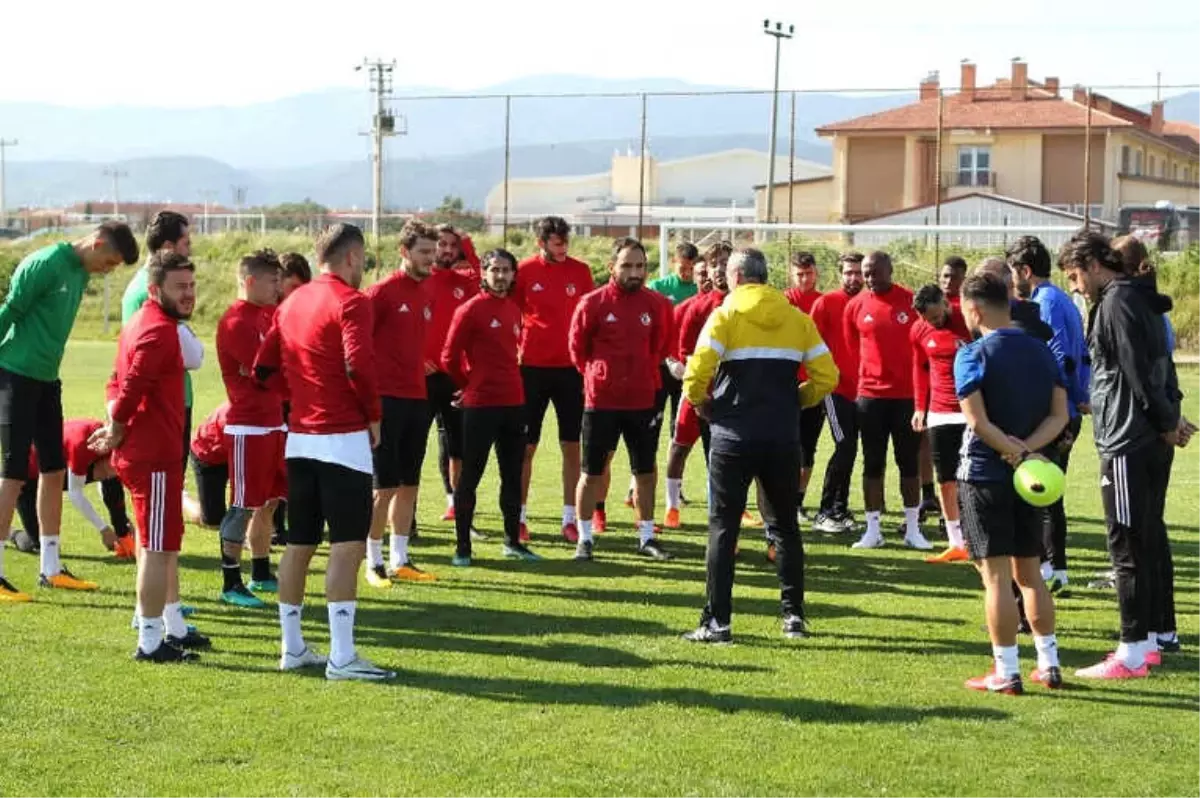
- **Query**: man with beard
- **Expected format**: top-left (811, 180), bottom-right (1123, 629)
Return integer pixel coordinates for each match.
top-left (514, 217), bottom-right (595, 543)
top-left (92, 251), bottom-right (211, 660)
top-left (442, 249), bottom-right (541, 565)
top-left (254, 223), bottom-right (393, 680)
top-left (940, 256), bottom-right (968, 311)
top-left (809, 253), bottom-right (864, 534)
top-left (909, 285), bottom-right (970, 563)
top-left (425, 226), bottom-right (480, 524)
top-left (783, 251), bottom-right (824, 521)
top-left (569, 238), bottom-right (672, 562)
top-left (1006, 236), bottom-right (1089, 595)
top-left (844, 252), bottom-right (932, 551)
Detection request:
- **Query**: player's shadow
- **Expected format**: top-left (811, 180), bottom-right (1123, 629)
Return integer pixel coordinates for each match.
top-left (351, 602), bottom-right (676, 640)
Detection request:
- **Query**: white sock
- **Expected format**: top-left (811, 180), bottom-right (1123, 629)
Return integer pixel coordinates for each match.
top-left (138, 616), bottom-right (165, 653)
top-left (40, 534), bottom-right (62, 576)
top-left (1115, 640), bottom-right (1145, 669)
top-left (666, 478), bottom-right (682, 510)
top-left (945, 519), bottom-right (964, 549)
top-left (866, 511), bottom-right (881, 538)
top-left (903, 508), bottom-right (920, 537)
top-left (1053, 569), bottom-right (1068, 586)
top-left (1040, 561), bottom-right (1054, 581)
top-left (279, 602), bottom-right (306, 657)
top-left (562, 505), bottom-right (577, 525)
top-left (366, 538), bottom-right (384, 569)
top-left (1033, 634), bottom-right (1060, 670)
top-left (1144, 634), bottom-right (1159, 654)
top-left (520, 505), bottom-right (527, 524)
top-left (328, 600), bottom-right (357, 668)
top-left (637, 520), bottom-right (655, 546)
top-left (628, 476), bottom-right (637, 493)
top-left (389, 534), bottom-right (409, 569)
top-left (446, 494), bottom-right (455, 510)
top-left (163, 602), bottom-right (187, 638)
top-left (578, 519), bottom-right (593, 543)
top-left (993, 643), bottom-right (1020, 677)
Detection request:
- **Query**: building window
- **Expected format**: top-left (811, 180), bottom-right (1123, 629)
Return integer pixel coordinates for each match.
top-left (956, 146), bottom-right (991, 187)
top-left (1174, 163), bottom-right (1179, 180)
top-left (1134, 150), bottom-right (1143, 176)
top-left (1121, 146), bottom-right (1130, 174)
top-left (1149, 155), bottom-right (1156, 177)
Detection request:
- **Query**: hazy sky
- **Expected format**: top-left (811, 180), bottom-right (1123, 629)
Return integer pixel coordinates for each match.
top-left (2, 0), bottom-right (1197, 109)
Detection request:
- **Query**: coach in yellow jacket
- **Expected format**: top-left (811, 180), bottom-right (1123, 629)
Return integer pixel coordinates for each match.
top-left (681, 247), bottom-right (838, 643)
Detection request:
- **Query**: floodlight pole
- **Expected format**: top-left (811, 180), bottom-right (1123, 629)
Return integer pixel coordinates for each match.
top-left (762, 19), bottom-right (794, 237)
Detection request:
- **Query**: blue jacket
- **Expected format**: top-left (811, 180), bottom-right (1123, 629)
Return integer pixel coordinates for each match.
top-left (1032, 282), bottom-right (1090, 415)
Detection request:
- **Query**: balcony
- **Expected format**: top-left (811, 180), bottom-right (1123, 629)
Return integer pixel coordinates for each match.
top-left (942, 169), bottom-right (997, 199)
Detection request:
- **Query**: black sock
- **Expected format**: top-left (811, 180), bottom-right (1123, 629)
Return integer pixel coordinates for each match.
top-left (797, 490), bottom-right (806, 509)
top-left (221, 554), bottom-right (243, 592)
top-left (251, 556), bottom-right (272, 582)
top-left (595, 501), bottom-right (606, 512)
top-left (921, 482), bottom-right (936, 502)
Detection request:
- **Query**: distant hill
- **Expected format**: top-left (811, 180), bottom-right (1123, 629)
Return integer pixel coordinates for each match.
top-left (1140, 90), bottom-right (1199, 122)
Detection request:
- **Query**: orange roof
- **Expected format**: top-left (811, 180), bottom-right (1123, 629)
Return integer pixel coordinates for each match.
top-left (1163, 121), bottom-right (1200, 155)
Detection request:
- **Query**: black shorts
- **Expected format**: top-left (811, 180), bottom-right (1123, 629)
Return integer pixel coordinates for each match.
top-left (856, 397), bottom-right (920, 479)
top-left (181, 405), bottom-right (193, 478)
top-left (0, 368), bottom-right (65, 479)
top-left (929, 423), bottom-right (966, 484)
top-left (958, 480), bottom-right (1043, 561)
top-left (426, 371), bottom-right (464, 459)
top-left (372, 396), bottom-right (430, 489)
top-left (522, 366), bottom-right (584, 445)
top-left (798, 403), bottom-right (826, 468)
top-left (286, 457), bottom-right (373, 545)
top-left (190, 454), bottom-right (229, 527)
top-left (582, 409), bottom-right (658, 476)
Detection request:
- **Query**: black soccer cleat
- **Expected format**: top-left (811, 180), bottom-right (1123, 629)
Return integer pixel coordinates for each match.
top-left (573, 540), bottom-right (594, 561)
top-left (167, 629), bottom-right (212, 650)
top-left (638, 539), bottom-right (674, 561)
top-left (682, 622), bottom-right (732, 645)
top-left (782, 615), bottom-right (810, 639)
top-left (1159, 636), bottom-right (1181, 653)
top-left (134, 642), bottom-right (200, 663)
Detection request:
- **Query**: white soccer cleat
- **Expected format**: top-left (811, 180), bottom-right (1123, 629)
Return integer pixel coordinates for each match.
top-left (904, 529), bottom-right (935, 550)
top-left (325, 656), bottom-right (396, 682)
top-left (851, 531), bottom-right (885, 549)
top-left (280, 646), bottom-right (328, 671)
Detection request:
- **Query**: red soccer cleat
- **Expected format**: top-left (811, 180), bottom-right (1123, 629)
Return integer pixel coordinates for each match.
top-left (592, 510), bottom-right (607, 534)
top-left (441, 506), bottom-right (456, 522)
top-left (519, 523), bottom-right (530, 543)
top-left (561, 522), bottom-right (579, 544)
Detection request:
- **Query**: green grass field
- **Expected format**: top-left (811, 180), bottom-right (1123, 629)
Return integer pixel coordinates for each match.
top-left (1, 342), bottom-right (1197, 797)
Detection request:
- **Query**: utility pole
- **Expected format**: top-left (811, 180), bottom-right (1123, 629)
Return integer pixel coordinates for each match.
top-left (357, 58), bottom-right (399, 243)
top-left (0, 138), bottom-right (16, 229)
top-left (102, 166), bottom-right (128, 217)
top-left (231, 185), bottom-right (248, 231)
top-left (762, 19), bottom-right (794, 234)
top-left (198, 189), bottom-right (218, 234)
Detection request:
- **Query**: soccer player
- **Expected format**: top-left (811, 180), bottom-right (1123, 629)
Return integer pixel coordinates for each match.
top-left (188, 402), bottom-right (230, 528)
top-left (514, 216), bottom-right (595, 543)
top-left (844, 251), bottom-right (932, 550)
top-left (441, 249), bottom-right (541, 565)
top-left (569, 238), bottom-right (671, 562)
top-left (362, 220), bottom-right (439, 587)
top-left (955, 271), bottom-right (1067, 694)
top-left (909, 285), bottom-right (970, 563)
top-left (1057, 231), bottom-right (1185, 679)
top-left (254, 223), bottom-right (393, 680)
top-left (93, 251), bottom-right (210, 660)
top-left (10, 418), bottom-right (136, 562)
top-left (1007, 236), bottom-right (1089, 594)
top-left (273, 252), bottom-right (311, 544)
top-left (809, 253), bottom-right (863, 534)
top-left (215, 250), bottom-right (286, 608)
top-left (647, 242), bottom-right (700, 443)
top-left (682, 247), bottom-right (837, 643)
top-left (0, 221), bottom-right (138, 602)
top-left (783, 251), bottom-right (825, 519)
top-left (940, 256), bottom-right (968, 310)
top-left (425, 225), bottom-right (479, 523)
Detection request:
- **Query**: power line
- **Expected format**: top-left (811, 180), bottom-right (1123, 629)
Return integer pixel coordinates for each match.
top-left (357, 58), bottom-right (402, 242)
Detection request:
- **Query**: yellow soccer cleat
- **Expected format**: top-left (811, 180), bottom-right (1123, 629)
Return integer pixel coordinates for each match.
top-left (365, 564), bottom-right (392, 589)
top-left (0, 577), bottom-right (32, 603)
top-left (38, 568), bottom-right (99, 591)
top-left (390, 561), bottom-right (437, 583)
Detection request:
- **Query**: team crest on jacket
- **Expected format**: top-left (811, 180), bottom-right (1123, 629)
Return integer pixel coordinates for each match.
top-left (896, 311), bottom-right (910, 324)
top-left (399, 303), bottom-right (410, 313)
top-left (532, 283), bottom-right (544, 292)
top-left (566, 283), bottom-right (577, 297)
top-left (489, 318), bottom-right (501, 329)
top-left (512, 323), bottom-right (520, 337)
top-left (423, 306), bottom-right (433, 321)
top-left (453, 287), bottom-right (465, 300)
top-left (640, 312), bottom-right (652, 326)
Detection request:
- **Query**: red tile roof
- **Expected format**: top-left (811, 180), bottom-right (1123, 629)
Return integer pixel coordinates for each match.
top-left (1163, 121), bottom-right (1200, 155)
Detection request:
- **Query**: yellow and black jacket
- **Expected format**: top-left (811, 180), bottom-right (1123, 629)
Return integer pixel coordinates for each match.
top-left (683, 283), bottom-right (838, 448)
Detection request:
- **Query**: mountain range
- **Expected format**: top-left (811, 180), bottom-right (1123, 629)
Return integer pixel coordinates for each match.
top-left (1, 77), bottom-right (1195, 210)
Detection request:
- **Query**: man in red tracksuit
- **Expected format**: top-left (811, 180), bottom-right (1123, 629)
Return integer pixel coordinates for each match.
top-left (514, 216), bottom-right (595, 543)
top-left (783, 251), bottom-right (825, 519)
top-left (843, 251), bottom-right (932, 551)
top-left (362, 220), bottom-right (438, 587)
top-left (568, 238), bottom-right (671, 562)
top-left (425, 225), bottom-right (480, 523)
top-left (254, 222), bottom-right (393, 682)
top-left (93, 251), bottom-right (208, 662)
top-left (910, 284), bottom-right (971, 564)
top-left (441, 248), bottom-right (541, 565)
top-left (215, 249), bottom-right (285, 608)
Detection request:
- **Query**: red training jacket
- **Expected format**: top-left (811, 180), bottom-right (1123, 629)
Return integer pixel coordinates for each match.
top-left (423, 266), bottom-right (479, 370)
top-left (910, 310), bottom-right (970, 415)
top-left (676, 290), bottom-right (726, 361)
top-left (785, 287), bottom-right (823, 381)
top-left (365, 269), bottom-right (429, 400)
top-left (107, 301), bottom-right (186, 469)
top-left (440, 292), bottom-right (524, 408)
top-left (649, 288), bottom-right (674, 389)
top-left (513, 253), bottom-right (595, 368)
top-left (217, 300), bottom-right (284, 427)
top-left (29, 418), bottom-right (105, 479)
top-left (191, 402), bottom-right (230, 466)
top-left (843, 284), bottom-right (917, 400)
top-left (810, 289), bottom-right (859, 400)
top-left (254, 273), bottom-right (380, 434)
top-left (568, 281), bottom-right (669, 411)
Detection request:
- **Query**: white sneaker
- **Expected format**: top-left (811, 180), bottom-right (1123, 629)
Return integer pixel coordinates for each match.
top-left (325, 655), bottom-right (396, 682)
top-left (904, 529), bottom-right (934, 550)
top-left (851, 531), bottom-right (885, 549)
top-left (280, 646), bottom-right (328, 671)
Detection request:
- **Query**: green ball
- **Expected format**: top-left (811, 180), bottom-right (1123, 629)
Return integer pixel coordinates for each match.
top-left (1013, 458), bottom-right (1065, 507)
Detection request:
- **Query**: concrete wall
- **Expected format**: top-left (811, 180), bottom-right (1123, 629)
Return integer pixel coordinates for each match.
top-left (483, 172), bottom-right (610, 217)
top-left (611, 154), bottom-right (655, 205)
top-left (754, 178), bottom-right (836, 222)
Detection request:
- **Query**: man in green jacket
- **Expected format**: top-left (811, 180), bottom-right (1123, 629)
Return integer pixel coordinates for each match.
top-left (0, 221), bottom-right (139, 602)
